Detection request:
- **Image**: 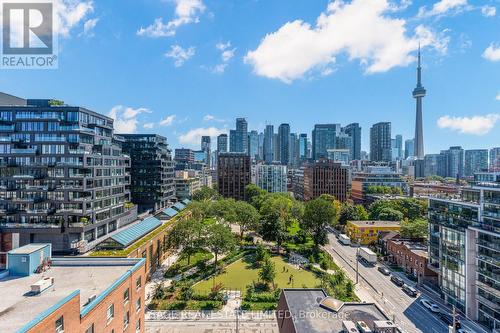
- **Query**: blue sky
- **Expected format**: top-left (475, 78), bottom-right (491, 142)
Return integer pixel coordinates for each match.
top-left (1, 0), bottom-right (499, 153)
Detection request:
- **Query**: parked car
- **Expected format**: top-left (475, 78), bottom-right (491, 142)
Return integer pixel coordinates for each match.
top-left (420, 299), bottom-right (440, 313)
top-left (390, 275), bottom-right (404, 286)
top-left (402, 284), bottom-right (418, 297)
top-left (378, 266), bottom-right (391, 276)
top-left (438, 313), bottom-right (461, 329)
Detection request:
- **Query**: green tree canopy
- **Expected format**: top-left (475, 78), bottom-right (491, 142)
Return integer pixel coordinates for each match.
top-left (377, 207), bottom-right (404, 221)
top-left (301, 197), bottom-right (338, 247)
top-left (401, 218), bottom-right (428, 239)
top-left (368, 198), bottom-right (427, 221)
top-left (192, 186), bottom-right (220, 201)
top-left (259, 257), bottom-right (276, 286)
top-left (167, 218), bottom-right (203, 265)
top-left (338, 204), bottom-right (368, 225)
top-left (205, 223), bottom-right (236, 269)
top-left (259, 194), bottom-right (303, 252)
top-left (233, 200), bottom-right (260, 239)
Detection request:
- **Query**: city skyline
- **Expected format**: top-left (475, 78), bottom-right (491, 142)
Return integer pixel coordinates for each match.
top-left (1, 0), bottom-right (499, 153)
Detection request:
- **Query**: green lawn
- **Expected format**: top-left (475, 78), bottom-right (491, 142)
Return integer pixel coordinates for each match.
top-left (193, 255), bottom-right (320, 295)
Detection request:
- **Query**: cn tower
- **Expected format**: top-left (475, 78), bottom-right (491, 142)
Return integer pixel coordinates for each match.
top-left (412, 45), bottom-right (426, 159)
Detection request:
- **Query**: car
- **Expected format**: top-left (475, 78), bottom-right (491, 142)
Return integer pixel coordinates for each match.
top-left (402, 284), bottom-right (418, 297)
top-left (438, 313), bottom-right (461, 329)
top-left (390, 275), bottom-right (404, 286)
top-left (420, 299), bottom-right (440, 313)
top-left (378, 266), bottom-right (391, 276)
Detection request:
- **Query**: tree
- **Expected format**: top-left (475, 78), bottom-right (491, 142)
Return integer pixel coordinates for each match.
top-left (192, 186), bottom-right (220, 201)
top-left (377, 207), bottom-right (404, 221)
top-left (301, 197), bottom-right (337, 247)
top-left (254, 243), bottom-right (270, 265)
top-left (233, 201), bottom-right (260, 240)
top-left (187, 200), bottom-right (212, 222)
top-left (205, 223), bottom-right (236, 269)
top-left (210, 198), bottom-right (237, 223)
top-left (401, 218), bottom-right (428, 239)
top-left (259, 194), bottom-right (303, 252)
top-left (259, 257), bottom-right (276, 286)
top-left (245, 184), bottom-right (267, 203)
top-left (339, 204), bottom-right (368, 225)
top-left (167, 218), bottom-right (202, 265)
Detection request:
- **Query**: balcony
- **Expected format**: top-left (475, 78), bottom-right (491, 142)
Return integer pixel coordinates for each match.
top-left (477, 239), bottom-right (500, 252)
top-left (477, 267), bottom-right (500, 283)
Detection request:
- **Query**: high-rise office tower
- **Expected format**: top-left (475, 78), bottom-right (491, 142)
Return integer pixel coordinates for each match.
top-left (0, 96), bottom-right (136, 253)
top-left (217, 134), bottom-right (228, 153)
top-left (174, 148), bottom-right (194, 170)
top-left (273, 133), bottom-right (280, 162)
top-left (442, 146), bottom-right (464, 179)
top-left (302, 160), bottom-right (348, 201)
top-left (464, 149), bottom-right (488, 177)
top-left (336, 131), bottom-right (353, 161)
top-left (370, 122), bottom-right (392, 162)
top-left (201, 135), bottom-right (211, 168)
top-left (278, 123), bottom-right (290, 165)
top-left (344, 123), bottom-right (361, 160)
top-left (289, 132), bottom-right (299, 168)
top-left (217, 153), bottom-right (251, 201)
top-left (122, 134), bottom-right (175, 213)
top-left (258, 132), bottom-right (265, 160)
top-left (413, 46), bottom-right (426, 159)
top-left (404, 139), bottom-right (414, 159)
top-left (424, 154), bottom-right (444, 177)
top-left (254, 164), bottom-right (288, 193)
top-left (263, 125), bottom-right (274, 164)
top-left (312, 124), bottom-right (339, 160)
top-left (391, 134), bottom-right (403, 160)
top-left (248, 130), bottom-right (259, 161)
top-left (490, 147), bottom-right (500, 171)
top-left (229, 118), bottom-right (248, 154)
top-left (299, 133), bottom-right (308, 160)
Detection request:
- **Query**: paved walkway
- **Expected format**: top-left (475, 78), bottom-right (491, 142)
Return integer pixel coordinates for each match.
top-left (145, 253), bottom-right (180, 304)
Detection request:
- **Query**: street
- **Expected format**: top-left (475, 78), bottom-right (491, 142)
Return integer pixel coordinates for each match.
top-left (324, 233), bottom-right (487, 333)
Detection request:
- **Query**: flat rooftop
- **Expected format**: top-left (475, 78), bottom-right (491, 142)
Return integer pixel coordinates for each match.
top-left (281, 289), bottom-right (391, 333)
top-left (8, 244), bottom-right (48, 255)
top-left (348, 220), bottom-right (401, 228)
top-left (0, 258), bottom-right (139, 332)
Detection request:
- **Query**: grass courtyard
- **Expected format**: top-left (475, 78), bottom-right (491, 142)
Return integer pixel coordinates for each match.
top-left (193, 255), bottom-right (320, 296)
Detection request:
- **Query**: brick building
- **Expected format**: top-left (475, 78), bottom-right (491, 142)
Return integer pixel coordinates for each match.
top-left (386, 240), bottom-right (438, 285)
top-left (217, 153), bottom-right (251, 200)
top-left (302, 159), bottom-right (348, 201)
top-left (0, 243), bottom-right (146, 333)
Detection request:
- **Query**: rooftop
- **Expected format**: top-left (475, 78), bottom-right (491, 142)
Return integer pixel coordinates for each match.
top-left (348, 220), bottom-right (401, 228)
top-left (103, 216), bottom-right (162, 249)
top-left (280, 289), bottom-right (392, 333)
top-left (0, 257), bottom-right (142, 332)
top-left (8, 243), bottom-right (49, 255)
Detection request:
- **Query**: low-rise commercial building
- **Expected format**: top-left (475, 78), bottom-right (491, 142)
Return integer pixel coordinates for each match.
top-left (386, 240), bottom-right (438, 285)
top-left (0, 243), bottom-right (146, 333)
top-left (346, 220), bottom-right (401, 245)
top-left (351, 166), bottom-right (407, 203)
top-left (174, 170), bottom-right (202, 200)
top-left (276, 288), bottom-right (398, 333)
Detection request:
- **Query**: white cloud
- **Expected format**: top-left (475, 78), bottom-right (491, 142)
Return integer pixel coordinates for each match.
top-left (137, 0), bottom-right (205, 37)
top-left (160, 115), bottom-right (176, 126)
top-left (437, 113), bottom-right (500, 135)
top-left (211, 41), bottom-right (236, 73)
top-left (108, 105), bottom-right (151, 134)
top-left (483, 44), bottom-right (500, 61)
top-left (81, 18), bottom-right (99, 37)
top-left (178, 127), bottom-right (226, 146)
top-left (244, 0), bottom-right (449, 83)
top-left (143, 122), bottom-right (155, 129)
top-left (417, 0), bottom-right (470, 18)
top-left (481, 5), bottom-right (496, 17)
top-left (165, 45), bottom-right (195, 67)
top-left (203, 114), bottom-right (226, 122)
top-left (496, 93), bottom-right (500, 101)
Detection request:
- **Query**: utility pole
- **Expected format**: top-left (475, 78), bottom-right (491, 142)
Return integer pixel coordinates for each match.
top-left (356, 239), bottom-right (360, 284)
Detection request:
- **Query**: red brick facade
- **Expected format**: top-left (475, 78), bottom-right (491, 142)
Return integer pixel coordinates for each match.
top-left (303, 160), bottom-right (348, 202)
top-left (26, 261), bottom-right (146, 333)
top-left (387, 240), bottom-right (437, 284)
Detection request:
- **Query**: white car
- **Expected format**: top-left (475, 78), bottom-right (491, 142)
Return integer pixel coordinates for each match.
top-left (420, 299), bottom-right (440, 313)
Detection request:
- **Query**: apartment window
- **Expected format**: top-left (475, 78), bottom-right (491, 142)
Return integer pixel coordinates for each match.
top-left (124, 288), bottom-right (130, 304)
top-left (123, 311), bottom-right (129, 330)
top-left (136, 297), bottom-right (141, 312)
top-left (55, 316), bottom-right (64, 333)
top-left (136, 277), bottom-right (142, 290)
top-left (135, 319), bottom-right (141, 333)
top-left (107, 304), bottom-right (114, 323)
top-left (85, 324), bottom-right (94, 333)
